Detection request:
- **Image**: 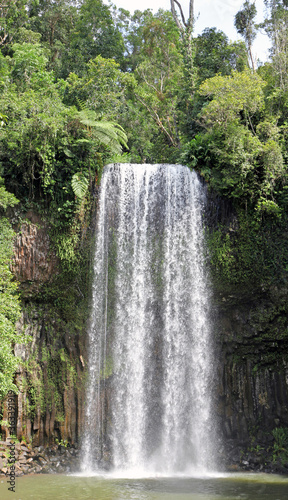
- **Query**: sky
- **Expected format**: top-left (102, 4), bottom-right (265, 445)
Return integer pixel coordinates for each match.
top-left (107, 0), bottom-right (271, 65)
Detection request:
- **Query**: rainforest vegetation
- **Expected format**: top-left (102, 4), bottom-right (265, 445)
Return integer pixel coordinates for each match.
top-left (1, 0), bottom-right (288, 396)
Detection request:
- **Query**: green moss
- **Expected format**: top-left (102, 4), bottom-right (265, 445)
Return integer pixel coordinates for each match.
top-left (207, 209), bottom-right (288, 288)
top-left (22, 327), bottom-right (83, 423)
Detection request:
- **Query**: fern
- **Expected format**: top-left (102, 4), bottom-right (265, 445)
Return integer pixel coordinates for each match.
top-left (75, 97), bottom-right (87, 111)
top-left (71, 172), bottom-right (89, 199)
top-left (76, 109), bottom-right (128, 154)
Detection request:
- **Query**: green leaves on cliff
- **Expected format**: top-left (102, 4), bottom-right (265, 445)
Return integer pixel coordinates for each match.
top-left (0, 181), bottom-right (22, 398)
top-left (0, 217), bottom-right (21, 398)
top-left (207, 210), bottom-right (288, 286)
top-left (0, 175), bottom-right (21, 397)
top-left (0, 177), bottom-right (18, 210)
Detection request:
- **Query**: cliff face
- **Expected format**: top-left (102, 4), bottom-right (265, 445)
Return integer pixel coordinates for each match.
top-left (214, 284), bottom-right (288, 469)
top-left (11, 212), bottom-right (59, 292)
top-left (2, 201), bottom-right (288, 472)
top-left (1, 212), bottom-right (88, 448)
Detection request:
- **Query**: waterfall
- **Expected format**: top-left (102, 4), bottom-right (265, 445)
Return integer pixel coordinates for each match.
top-left (81, 164), bottom-right (216, 475)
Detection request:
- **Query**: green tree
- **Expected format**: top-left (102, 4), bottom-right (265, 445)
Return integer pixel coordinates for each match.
top-left (28, 0), bottom-right (78, 76)
top-left (76, 0), bottom-right (125, 64)
top-left (64, 55), bottom-right (135, 120)
top-left (133, 10), bottom-right (183, 148)
top-left (0, 0), bottom-right (29, 47)
top-left (170, 0), bottom-right (196, 88)
top-left (0, 181), bottom-right (22, 398)
top-left (235, 0), bottom-right (257, 70)
top-left (195, 28), bottom-right (248, 82)
top-left (184, 69), bottom-right (287, 213)
top-left (11, 42), bottom-right (54, 91)
top-left (261, 1), bottom-right (288, 121)
top-left (0, 46), bottom-right (128, 206)
top-left (199, 69), bottom-right (265, 129)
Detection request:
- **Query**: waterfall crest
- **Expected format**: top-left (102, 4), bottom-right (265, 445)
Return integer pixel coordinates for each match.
top-left (81, 164), bottom-right (216, 475)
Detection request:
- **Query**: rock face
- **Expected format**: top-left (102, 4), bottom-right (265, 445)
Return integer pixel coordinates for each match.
top-left (2, 202), bottom-right (288, 473)
top-left (203, 186), bottom-right (288, 471)
top-left (0, 211), bottom-right (87, 450)
top-left (213, 285), bottom-right (288, 471)
top-left (0, 441), bottom-right (80, 476)
top-left (11, 212), bottom-right (59, 294)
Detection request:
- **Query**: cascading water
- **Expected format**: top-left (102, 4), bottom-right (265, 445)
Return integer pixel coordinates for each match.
top-left (81, 163), bottom-right (216, 475)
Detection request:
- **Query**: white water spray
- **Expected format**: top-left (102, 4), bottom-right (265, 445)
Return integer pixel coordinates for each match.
top-left (81, 164), bottom-right (216, 475)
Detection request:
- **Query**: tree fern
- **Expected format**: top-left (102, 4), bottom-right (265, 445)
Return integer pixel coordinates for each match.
top-left (76, 109), bottom-right (128, 154)
top-left (71, 172), bottom-right (89, 199)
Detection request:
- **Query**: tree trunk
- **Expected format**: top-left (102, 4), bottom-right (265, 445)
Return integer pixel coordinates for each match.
top-left (170, 0), bottom-right (194, 33)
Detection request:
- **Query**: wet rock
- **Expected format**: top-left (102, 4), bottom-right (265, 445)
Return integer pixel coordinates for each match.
top-left (21, 465), bottom-right (30, 473)
top-left (11, 220), bottom-right (59, 293)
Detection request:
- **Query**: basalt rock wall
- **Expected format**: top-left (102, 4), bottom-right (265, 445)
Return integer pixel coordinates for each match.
top-left (214, 286), bottom-right (288, 445)
top-left (2, 181), bottom-right (288, 470)
top-left (0, 210), bottom-right (92, 448)
top-left (205, 184), bottom-right (288, 469)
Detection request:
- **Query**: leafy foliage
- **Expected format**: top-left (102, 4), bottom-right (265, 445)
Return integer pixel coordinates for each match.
top-left (234, 0), bottom-right (257, 69)
top-left (76, 109), bottom-right (128, 154)
top-left (0, 0), bottom-right (28, 47)
top-left (199, 69), bottom-right (265, 127)
top-left (0, 192), bottom-right (26, 397)
top-left (184, 69), bottom-right (287, 218)
top-left (195, 28), bottom-right (248, 82)
top-left (71, 172), bottom-right (89, 199)
top-left (272, 427), bottom-right (288, 463)
top-left (0, 177), bottom-right (18, 210)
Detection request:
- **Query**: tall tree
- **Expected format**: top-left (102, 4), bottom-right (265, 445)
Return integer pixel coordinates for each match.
top-left (234, 0), bottom-right (257, 70)
top-left (263, 0), bottom-right (288, 92)
top-left (170, 0), bottom-right (194, 37)
top-left (0, 0), bottom-right (29, 46)
top-left (28, 0), bottom-right (125, 78)
top-left (170, 0), bottom-right (195, 86)
top-left (195, 28), bottom-right (248, 81)
top-left (133, 10), bottom-right (183, 149)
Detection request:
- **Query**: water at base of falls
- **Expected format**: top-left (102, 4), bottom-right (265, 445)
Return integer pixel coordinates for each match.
top-left (81, 164), bottom-right (216, 476)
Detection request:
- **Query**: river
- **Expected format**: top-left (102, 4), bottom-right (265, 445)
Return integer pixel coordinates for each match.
top-left (1, 472), bottom-right (288, 500)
